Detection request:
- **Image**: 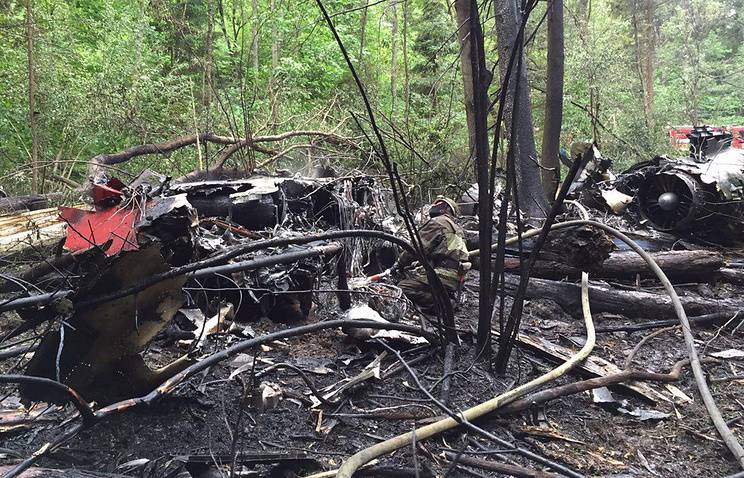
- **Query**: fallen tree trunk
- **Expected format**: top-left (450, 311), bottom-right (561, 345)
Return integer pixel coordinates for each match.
top-left (499, 273), bottom-right (742, 319)
top-left (503, 250), bottom-right (724, 282)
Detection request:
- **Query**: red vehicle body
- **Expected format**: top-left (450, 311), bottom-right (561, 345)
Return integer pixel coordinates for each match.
top-left (669, 125), bottom-right (744, 149)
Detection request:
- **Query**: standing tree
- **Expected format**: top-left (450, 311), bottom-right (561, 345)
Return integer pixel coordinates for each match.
top-left (541, 0), bottom-right (565, 198)
top-left (631, 0), bottom-right (656, 127)
top-left (270, 0), bottom-right (280, 131)
top-left (25, 0), bottom-right (38, 193)
top-left (454, 0), bottom-right (481, 171)
top-left (251, 0), bottom-right (259, 70)
top-left (495, 0), bottom-right (549, 216)
top-left (389, 0), bottom-right (398, 116)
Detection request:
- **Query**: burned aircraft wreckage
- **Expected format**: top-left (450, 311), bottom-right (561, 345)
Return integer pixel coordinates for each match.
top-left (3, 171), bottom-right (398, 405)
top-left (576, 126), bottom-right (744, 242)
top-left (2, 125), bottom-right (742, 415)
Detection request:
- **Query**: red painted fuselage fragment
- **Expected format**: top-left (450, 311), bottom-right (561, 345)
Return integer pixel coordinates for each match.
top-left (59, 206), bottom-right (140, 256)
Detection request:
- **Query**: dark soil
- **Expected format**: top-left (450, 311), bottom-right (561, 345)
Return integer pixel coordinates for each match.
top-left (2, 273), bottom-right (744, 477)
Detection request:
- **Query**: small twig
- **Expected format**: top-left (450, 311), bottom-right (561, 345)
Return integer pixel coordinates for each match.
top-left (624, 326), bottom-right (678, 370)
top-left (254, 362), bottom-right (333, 406)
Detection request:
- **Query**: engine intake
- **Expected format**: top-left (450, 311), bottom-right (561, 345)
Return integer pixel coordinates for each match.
top-left (637, 171), bottom-right (705, 231)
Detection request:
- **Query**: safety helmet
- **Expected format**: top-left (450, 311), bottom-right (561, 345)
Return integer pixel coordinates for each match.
top-left (432, 196), bottom-right (459, 216)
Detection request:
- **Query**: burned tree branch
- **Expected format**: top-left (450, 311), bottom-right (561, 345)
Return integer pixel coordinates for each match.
top-left (0, 375), bottom-right (95, 424)
top-left (444, 452), bottom-right (561, 478)
top-left (87, 130), bottom-right (360, 179)
top-left (496, 358), bottom-right (719, 415)
top-left (596, 310), bottom-right (743, 333)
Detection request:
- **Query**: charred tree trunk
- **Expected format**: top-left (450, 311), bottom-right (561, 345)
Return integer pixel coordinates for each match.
top-left (25, 0), bottom-right (39, 194)
top-left (454, 0), bottom-right (481, 174)
top-left (502, 250), bottom-right (724, 282)
top-left (495, 0), bottom-right (548, 217)
top-left (541, 0), bottom-right (564, 199)
top-left (464, 0), bottom-right (495, 357)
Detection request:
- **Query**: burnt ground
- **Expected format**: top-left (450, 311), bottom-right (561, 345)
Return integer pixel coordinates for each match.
top-left (1, 275), bottom-right (744, 477)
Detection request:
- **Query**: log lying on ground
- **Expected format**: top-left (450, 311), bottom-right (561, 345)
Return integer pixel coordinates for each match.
top-left (499, 273), bottom-right (742, 319)
top-left (503, 250), bottom-right (724, 282)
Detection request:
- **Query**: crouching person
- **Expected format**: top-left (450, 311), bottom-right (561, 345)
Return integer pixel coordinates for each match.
top-left (392, 197), bottom-right (470, 309)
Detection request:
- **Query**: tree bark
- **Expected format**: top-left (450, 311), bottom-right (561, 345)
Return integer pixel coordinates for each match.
top-left (454, 0), bottom-right (479, 172)
top-left (25, 0), bottom-right (38, 194)
top-left (495, 0), bottom-right (549, 216)
top-left (541, 0), bottom-right (564, 199)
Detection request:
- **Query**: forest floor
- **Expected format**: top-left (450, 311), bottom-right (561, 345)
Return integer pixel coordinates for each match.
top-left (2, 272), bottom-right (743, 478)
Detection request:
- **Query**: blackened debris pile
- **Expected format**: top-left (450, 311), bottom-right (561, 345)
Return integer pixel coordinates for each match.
top-left (8, 171), bottom-right (394, 405)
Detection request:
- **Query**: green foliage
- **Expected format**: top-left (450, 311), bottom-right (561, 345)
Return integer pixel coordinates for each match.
top-left (0, 0), bottom-right (741, 194)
